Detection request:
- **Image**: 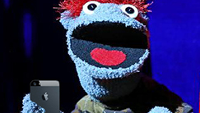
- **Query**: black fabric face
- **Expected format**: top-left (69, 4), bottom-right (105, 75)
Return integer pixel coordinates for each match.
top-left (71, 22), bottom-right (148, 68)
top-left (72, 22), bottom-right (148, 49)
top-left (71, 39), bottom-right (146, 69)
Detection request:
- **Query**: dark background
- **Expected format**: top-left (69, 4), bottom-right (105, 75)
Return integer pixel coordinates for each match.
top-left (1, 0), bottom-right (199, 113)
top-left (2, 0), bottom-right (85, 112)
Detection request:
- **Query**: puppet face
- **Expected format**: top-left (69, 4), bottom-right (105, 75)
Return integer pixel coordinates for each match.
top-left (60, 1), bottom-right (150, 101)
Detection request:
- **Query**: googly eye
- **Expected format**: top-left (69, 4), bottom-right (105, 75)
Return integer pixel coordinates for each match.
top-left (83, 1), bottom-right (101, 15)
top-left (121, 5), bottom-right (139, 18)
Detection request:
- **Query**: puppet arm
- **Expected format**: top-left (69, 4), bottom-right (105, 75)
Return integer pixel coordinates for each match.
top-left (21, 94), bottom-right (64, 113)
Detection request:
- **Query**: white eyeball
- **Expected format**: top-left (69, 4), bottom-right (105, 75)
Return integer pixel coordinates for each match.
top-left (83, 1), bottom-right (101, 15)
top-left (121, 4), bottom-right (139, 18)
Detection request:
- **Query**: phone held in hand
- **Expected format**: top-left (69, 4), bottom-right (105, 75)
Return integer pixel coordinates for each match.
top-left (30, 80), bottom-right (60, 113)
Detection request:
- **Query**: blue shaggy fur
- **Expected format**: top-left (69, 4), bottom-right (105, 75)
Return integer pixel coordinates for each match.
top-left (21, 94), bottom-right (45, 113)
top-left (21, 94), bottom-right (63, 113)
top-left (60, 3), bottom-right (150, 101)
top-left (22, 3), bottom-right (159, 112)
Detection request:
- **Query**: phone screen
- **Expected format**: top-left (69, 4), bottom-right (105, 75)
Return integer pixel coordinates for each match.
top-left (30, 80), bottom-right (60, 113)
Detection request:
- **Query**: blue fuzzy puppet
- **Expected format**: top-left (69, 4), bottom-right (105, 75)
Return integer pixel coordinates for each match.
top-left (22, 0), bottom-right (193, 112)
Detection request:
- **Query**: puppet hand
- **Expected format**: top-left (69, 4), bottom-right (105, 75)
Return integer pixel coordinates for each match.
top-left (21, 94), bottom-right (64, 113)
top-left (21, 94), bottom-right (45, 113)
top-left (148, 106), bottom-right (172, 113)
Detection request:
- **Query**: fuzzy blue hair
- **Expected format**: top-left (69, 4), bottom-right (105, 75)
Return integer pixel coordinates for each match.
top-left (22, 2), bottom-right (151, 112)
top-left (60, 3), bottom-right (149, 101)
top-left (21, 94), bottom-right (63, 113)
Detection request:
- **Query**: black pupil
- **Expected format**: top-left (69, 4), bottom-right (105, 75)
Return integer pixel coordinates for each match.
top-left (88, 4), bottom-right (97, 11)
top-left (125, 7), bottom-right (135, 14)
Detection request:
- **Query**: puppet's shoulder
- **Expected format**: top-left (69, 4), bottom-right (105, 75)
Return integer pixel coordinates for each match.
top-left (175, 103), bottom-right (193, 113)
top-left (72, 95), bottom-right (133, 113)
top-left (72, 95), bottom-right (193, 113)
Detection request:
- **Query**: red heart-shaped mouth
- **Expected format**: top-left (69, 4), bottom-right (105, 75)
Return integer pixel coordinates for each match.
top-left (90, 48), bottom-right (126, 66)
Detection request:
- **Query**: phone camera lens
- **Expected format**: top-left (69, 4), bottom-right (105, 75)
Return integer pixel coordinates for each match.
top-left (33, 82), bottom-right (37, 86)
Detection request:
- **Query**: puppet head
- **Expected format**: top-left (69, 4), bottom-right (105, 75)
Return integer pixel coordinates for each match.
top-left (58, 0), bottom-right (152, 102)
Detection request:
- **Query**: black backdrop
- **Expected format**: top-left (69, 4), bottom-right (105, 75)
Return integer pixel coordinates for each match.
top-left (1, 0), bottom-right (152, 112)
top-left (2, 0), bottom-right (85, 112)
